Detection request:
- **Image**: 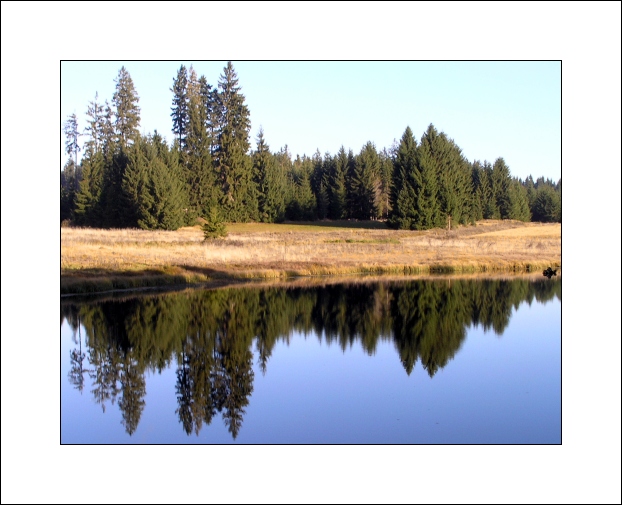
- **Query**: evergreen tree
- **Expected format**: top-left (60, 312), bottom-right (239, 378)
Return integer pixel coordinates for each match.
top-left (507, 178), bottom-right (531, 221)
top-left (413, 131), bottom-right (442, 229)
top-left (170, 64), bottom-right (189, 152)
top-left (524, 175), bottom-right (537, 210)
top-left (378, 148), bottom-right (393, 220)
top-left (185, 68), bottom-right (218, 220)
top-left (388, 127), bottom-right (419, 229)
top-left (479, 161), bottom-right (498, 219)
top-left (122, 133), bottom-right (188, 230)
top-left (112, 66), bottom-right (141, 148)
top-left (74, 150), bottom-right (105, 226)
top-left (287, 156), bottom-right (316, 220)
top-left (202, 206), bottom-right (228, 239)
top-left (214, 62), bottom-right (257, 221)
top-left (350, 142), bottom-right (382, 220)
top-left (84, 92), bottom-right (105, 155)
top-left (329, 147), bottom-right (349, 220)
top-left (532, 185), bottom-right (561, 222)
top-left (253, 127), bottom-right (286, 222)
top-left (63, 113), bottom-right (81, 169)
top-left (491, 157), bottom-right (512, 219)
top-left (470, 161), bottom-right (485, 221)
top-left (419, 125), bottom-right (471, 229)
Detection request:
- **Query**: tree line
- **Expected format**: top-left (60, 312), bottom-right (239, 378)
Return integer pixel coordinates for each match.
top-left (61, 62), bottom-right (562, 229)
top-left (63, 278), bottom-right (561, 438)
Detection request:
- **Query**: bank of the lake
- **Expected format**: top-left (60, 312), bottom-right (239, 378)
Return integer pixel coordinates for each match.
top-left (61, 219), bottom-right (561, 296)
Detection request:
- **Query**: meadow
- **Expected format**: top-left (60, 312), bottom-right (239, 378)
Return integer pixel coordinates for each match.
top-left (61, 219), bottom-right (561, 295)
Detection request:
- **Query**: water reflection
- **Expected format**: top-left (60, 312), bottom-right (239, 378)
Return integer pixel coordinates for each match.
top-left (62, 277), bottom-right (561, 440)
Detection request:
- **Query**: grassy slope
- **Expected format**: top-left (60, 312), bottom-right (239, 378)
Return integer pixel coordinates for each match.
top-left (61, 220), bottom-right (561, 295)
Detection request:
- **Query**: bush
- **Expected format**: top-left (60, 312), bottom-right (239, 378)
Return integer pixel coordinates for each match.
top-left (202, 207), bottom-right (227, 240)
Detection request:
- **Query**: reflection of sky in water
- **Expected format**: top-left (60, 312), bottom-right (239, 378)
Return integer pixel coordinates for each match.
top-left (61, 287), bottom-right (561, 444)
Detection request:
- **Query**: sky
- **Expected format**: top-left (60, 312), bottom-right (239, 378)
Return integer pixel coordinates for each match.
top-left (61, 60), bottom-right (561, 182)
top-left (2, 2), bottom-right (622, 505)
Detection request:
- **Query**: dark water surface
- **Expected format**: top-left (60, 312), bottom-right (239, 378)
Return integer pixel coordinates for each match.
top-left (61, 276), bottom-right (561, 444)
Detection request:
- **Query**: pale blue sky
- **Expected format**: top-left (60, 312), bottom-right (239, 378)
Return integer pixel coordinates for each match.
top-left (61, 60), bottom-right (561, 182)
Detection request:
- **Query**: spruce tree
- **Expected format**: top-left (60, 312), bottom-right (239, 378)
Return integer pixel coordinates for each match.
top-left (253, 127), bottom-right (286, 222)
top-left (185, 68), bottom-right (218, 219)
top-left (123, 133), bottom-right (188, 230)
top-left (491, 157), bottom-right (512, 219)
top-left (389, 127), bottom-right (420, 229)
top-left (532, 185), bottom-right (561, 222)
top-left (63, 113), bottom-right (81, 169)
top-left (214, 62), bottom-right (256, 221)
top-left (350, 142), bottom-right (382, 220)
top-left (112, 66), bottom-right (141, 148)
top-left (84, 92), bottom-right (105, 155)
top-left (329, 147), bottom-right (349, 220)
top-left (74, 150), bottom-right (105, 226)
top-left (171, 64), bottom-right (189, 152)
top-left (507, 178), bottom-right (531, 221)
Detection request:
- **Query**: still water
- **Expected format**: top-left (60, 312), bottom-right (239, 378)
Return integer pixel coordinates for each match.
top-left (61, 276), bottom-right (561, 444)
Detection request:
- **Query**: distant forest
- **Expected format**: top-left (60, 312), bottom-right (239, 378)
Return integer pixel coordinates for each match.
top-left (61, 62), bottom-right (562, 230)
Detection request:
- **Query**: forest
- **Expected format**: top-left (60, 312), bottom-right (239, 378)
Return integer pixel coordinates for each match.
top-left (60, 62), bottom-right (562, 231)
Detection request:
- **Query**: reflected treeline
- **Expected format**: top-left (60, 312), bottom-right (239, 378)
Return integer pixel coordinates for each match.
top-left (62, 277), bottom-right (560, 438)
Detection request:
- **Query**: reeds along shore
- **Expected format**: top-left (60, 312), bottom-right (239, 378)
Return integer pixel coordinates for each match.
top-left (61, 220), bottom-right (562, 295)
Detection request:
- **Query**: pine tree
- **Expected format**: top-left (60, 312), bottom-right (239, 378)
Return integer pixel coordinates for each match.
top-left (214, 62), bottom-right (256, 221)
top-left (112, 66), bottom-right (141, 148)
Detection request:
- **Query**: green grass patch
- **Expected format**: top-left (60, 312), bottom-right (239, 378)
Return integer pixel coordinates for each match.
top-left (226, 220), bottom-right (389, 233)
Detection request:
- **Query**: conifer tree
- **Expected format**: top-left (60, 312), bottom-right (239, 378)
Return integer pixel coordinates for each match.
top-left (378, 148), bottom-right (394, 220)
top-left (350, 142), bottom-right (382, 220)
top-left (253, 127), bottom-right (286, 222)
top-left (84, 92), bottom-right (105, 155)
top-left (491, 157), bottom-right (512, 219)
top-left (389, 127), bottom-right (420, 229)
top-left (74, 150), bottom-right (105, 226)
top-left (171, 65), bottom-right (189, 152)
top-left (63, 113), bottom-right (81, 170)
top-left (185, 68), bottom-right (218, 219)
top-left (532, 185), bottom-right (561, 222)
top-left (507, 178), bottom-right (531, 221)
top-left (122, 133), bottom-right (188, 230)
top-left (413, 129), bottom-right (442, 229)
top-left (329, 147), bottom-right (349, 220)
top-left (478, 161), bottom-right (498, 219)
top-left (112, 66), bottom-right (141, 148)
top-left (214, 62), bottom-right (257, 221)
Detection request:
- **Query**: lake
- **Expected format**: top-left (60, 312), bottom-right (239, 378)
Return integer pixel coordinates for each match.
top-left (60, 275), bottom-right (561, 444)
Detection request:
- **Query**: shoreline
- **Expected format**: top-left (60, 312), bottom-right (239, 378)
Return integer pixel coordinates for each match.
top-left (61, 220), bottom-right (561, 296)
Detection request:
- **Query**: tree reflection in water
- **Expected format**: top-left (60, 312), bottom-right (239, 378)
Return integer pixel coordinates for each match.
top-left (62, 277), bottom-right (561, 438)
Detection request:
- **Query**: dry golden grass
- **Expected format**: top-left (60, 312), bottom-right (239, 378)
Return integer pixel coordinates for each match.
top-left (61, 220), bottom-right (561, 294)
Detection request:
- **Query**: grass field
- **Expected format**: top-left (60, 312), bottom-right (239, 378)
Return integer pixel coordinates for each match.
top-left (61, 219), bottom-right (561, 295)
